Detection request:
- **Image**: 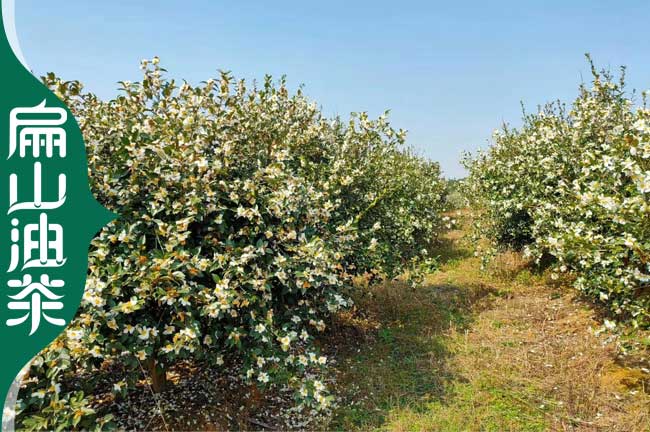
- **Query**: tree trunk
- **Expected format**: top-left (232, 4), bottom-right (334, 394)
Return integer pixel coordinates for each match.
top-left (245, 383), bottom-right (262, 411)
top-left (144, 358), bottom-right (167, 393)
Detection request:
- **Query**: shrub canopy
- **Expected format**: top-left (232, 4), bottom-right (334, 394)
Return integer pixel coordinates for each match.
top-left (464, 59), bottom-right (650, 326)
top-left (16, 59), bottom-right (446, 430)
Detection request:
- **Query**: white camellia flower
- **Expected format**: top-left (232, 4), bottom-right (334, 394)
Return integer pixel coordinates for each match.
top-left (257, 372), bottom-right (269, 383)
top-left (278, 336), bottom-right (291, 352)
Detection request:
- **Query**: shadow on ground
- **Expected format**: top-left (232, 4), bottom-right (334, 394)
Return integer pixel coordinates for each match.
top-left (325, 266), bottom-right (499, 430)
top-left (431, 232), bottom-right (474, 266)
top-left (324, 221), bottom-right (543, 431)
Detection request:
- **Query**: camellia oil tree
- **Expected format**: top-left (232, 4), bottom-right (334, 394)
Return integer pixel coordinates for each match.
top-left (464, 57), bottom-right (650, 327)
top-left (14, 59), bottom-right (447, 429)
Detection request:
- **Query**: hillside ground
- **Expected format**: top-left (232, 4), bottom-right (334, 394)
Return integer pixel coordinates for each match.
top-left (327, 211), bottom-right (650, 431)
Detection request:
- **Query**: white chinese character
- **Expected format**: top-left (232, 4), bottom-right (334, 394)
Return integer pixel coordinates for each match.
top-left (8, 213), bottom-right (66, 272)
top-left (9, 162), bottom-right (66, 213)
top-left (9, 100), bottom-right (67, 159)
top-left (6, 274), bottom-right (65, 335)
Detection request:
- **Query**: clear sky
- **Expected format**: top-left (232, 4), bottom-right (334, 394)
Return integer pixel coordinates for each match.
top-left (15, 0), bottom-right (650, 178)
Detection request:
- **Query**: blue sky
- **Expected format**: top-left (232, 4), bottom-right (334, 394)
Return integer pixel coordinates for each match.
top-left (15, 0), bottom-right (650, 178)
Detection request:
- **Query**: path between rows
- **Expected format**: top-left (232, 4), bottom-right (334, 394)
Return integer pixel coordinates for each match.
top-left (329, 220), bottom-right (650, 431)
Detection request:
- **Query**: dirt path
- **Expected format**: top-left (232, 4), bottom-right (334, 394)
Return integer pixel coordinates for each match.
top-left (329, 218), bottom-right (650, 431)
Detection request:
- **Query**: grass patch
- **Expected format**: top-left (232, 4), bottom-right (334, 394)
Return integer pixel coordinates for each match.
top-left (326, 216), bottom-right (650, 431)
top-left (380, 379), bottom-right (547, 432)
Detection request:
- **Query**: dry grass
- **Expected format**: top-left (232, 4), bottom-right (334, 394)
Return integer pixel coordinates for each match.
top-left (328, 212), bottom-right (650, 431)
top-left (450, 277), bottom-right (650, 431)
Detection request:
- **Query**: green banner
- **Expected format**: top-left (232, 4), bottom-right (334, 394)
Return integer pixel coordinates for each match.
top-left (0, 2), bottom-right (115, 428)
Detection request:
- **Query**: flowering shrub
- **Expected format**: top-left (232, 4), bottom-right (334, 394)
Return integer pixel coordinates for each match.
top-left (464, 58), bottom-right (650, 326)
top-left (15, 59), bottom-right (446, 429)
